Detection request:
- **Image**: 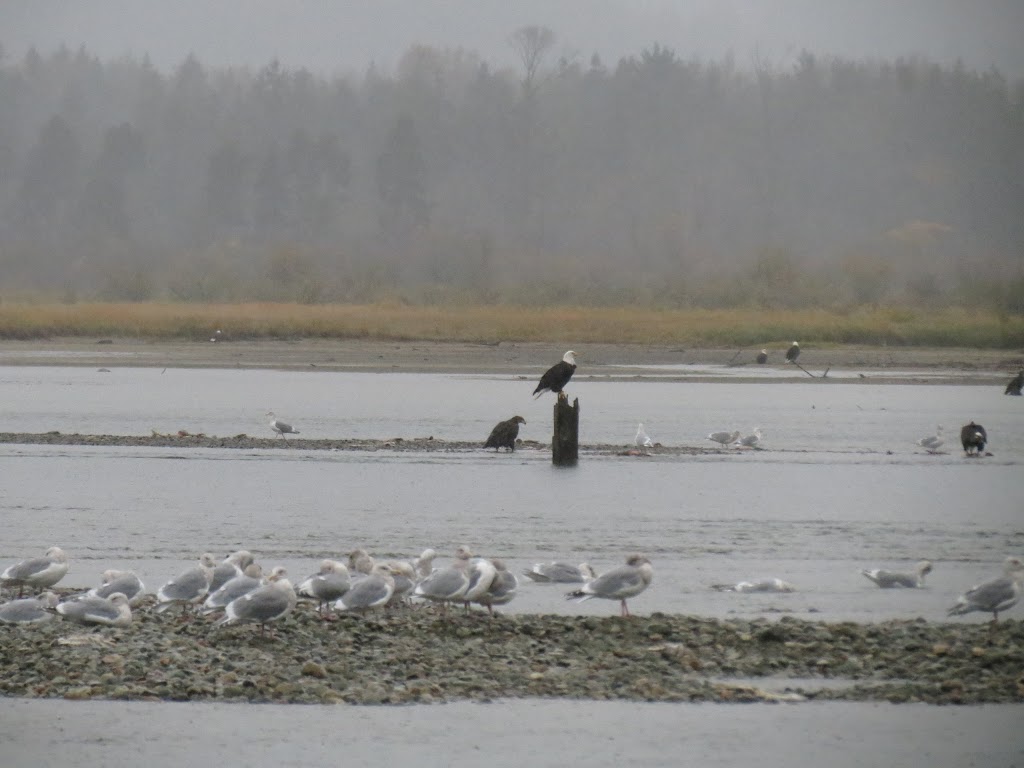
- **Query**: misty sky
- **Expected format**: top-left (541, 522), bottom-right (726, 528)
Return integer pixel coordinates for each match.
top-left (2, 0), bottom-right (1022, 78)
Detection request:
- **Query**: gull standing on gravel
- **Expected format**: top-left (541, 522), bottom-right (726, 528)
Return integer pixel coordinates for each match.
top-left (412, 548), bottom-right (438, 579)
top-left (462, 554), bottom-right (498, 610)
top-left (267, 412), bottom-right (299, 440)
top-left (203, 564), bottom-right (269, 614)
top-left (0, 591), bottom-right (59, 624)
top-left (297, 561), bottom-right (351, 617)
top-left (475, 559), bottom-right (518, 616)
top-left (156, 553), bottom-right (216, 615)
top-left (707, 430), bottom-right (740, 448)
top-left (414, 548), bottom-right (473, 611)
top-left (947, 557), bottom-right (1024, 623)
top-left (1, 547), bottom-right (70, 597)
top-left (635, 423), bottom-right (654, 449)
top-left (57, 593), bottom-right (133, 627)
top-left (87, 570), bottom-right (147, 607)
top-left (916, 426), bottom-right (944, 454)
top-left (209, 551), bottom-right (256, 595)
top-left (565, 554), bottom-right (653, 617)
top-left (522, 562), bottom-right (597, 584)
top-left (335, 563), bottom-right (396, 614)
top-left (217, 568), bottom-right (296, 636)
top-left (738, 428), bottom-right (763, 449)
top-left (861, 561), bottom-right (933, 589)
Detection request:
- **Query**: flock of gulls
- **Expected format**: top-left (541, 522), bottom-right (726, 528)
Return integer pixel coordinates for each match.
top-left (2, 546), bottom-right (1022, 632)
top-left (0, 546), bottom-right (660, 632)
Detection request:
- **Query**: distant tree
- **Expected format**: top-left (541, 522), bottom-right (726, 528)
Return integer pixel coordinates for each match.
top-left (76, 122), bottom-right (145, 240)
top-left (12, 114), bottom-right (81, 236)
top-left (510, 25), bottom-right (556, 97)
top-left (375, 114), bottom-right (428, 239)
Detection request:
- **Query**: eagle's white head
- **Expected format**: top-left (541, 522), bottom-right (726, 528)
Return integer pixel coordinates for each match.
top-left (563, 350), bottom-right (577, 365)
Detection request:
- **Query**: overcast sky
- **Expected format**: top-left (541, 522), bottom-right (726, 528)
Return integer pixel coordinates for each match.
top-left (2, 0), bottom-right (1022, 78)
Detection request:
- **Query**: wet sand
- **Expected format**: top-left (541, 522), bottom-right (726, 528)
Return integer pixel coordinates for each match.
top-left (0, 337), bottom-right (1019, 381)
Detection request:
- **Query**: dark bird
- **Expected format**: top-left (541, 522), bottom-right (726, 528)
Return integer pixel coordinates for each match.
top-left (755, 349), bottom-right (768, 364)
top-left (484, 415), bottom-right (526, 452)
top-left (960, 422), bottom-right (987, 455)
top-left (1005, 370), bottom-right (1023, 396)
top-left (785, 341), bottom-right (800, 363)
top-left (533, 350), bottom-right (577, 399)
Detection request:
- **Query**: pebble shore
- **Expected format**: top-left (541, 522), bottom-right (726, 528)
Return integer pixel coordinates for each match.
top-left (2, 597), bottom-right (1021, 706)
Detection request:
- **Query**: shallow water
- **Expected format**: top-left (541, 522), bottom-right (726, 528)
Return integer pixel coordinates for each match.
top-left (1, 698), bottom-right (1021, 768)
top-left (3, 366), bottom-right (1022, 624)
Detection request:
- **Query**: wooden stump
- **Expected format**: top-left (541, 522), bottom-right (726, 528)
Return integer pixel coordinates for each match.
top-left (552, 396), bottom-right (579, 466)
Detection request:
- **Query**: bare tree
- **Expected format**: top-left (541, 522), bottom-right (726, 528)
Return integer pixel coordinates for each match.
top-left (510, 25), bottom-right (556, 97)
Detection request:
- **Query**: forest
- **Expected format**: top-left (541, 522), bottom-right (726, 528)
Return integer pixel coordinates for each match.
top-left (0, 31), bottom-right (1022, 311)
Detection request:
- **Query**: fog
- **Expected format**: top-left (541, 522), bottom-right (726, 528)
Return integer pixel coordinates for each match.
top-left (0, 1), bottom-right (1022, 308)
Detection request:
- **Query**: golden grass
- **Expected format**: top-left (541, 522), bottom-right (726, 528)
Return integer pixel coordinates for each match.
top-left (0, 302), bottom-right (1022, 347)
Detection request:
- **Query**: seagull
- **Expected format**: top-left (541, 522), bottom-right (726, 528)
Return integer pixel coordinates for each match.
top-left (203, 563), bottom-right (269, 615)
top-left (386, 561), bottom-right (417, 606)
top-left (412, 548), bottom-right (438, 579)
top-left (522, 562), bottom-right (596, 584)
top-left (462, 555), bottom-right (498, 610)
top-left (297, 560), bottom-right (351, 617)
top-left (87, 570), bottom-right (147, 607)
top-left (916, 426), bottom-right (944, 454)
top-left (565, 554), bottom-right (653, 617)
top-left (786, 341), bottom-right (800, 363)
top-left (756, 349), bottom-right (768, 364)
top-left (861, 560), bottom-right (933, 589)
top-left (732, 578), bottom-right (796, 593)
top-left (156, 553), bottom-right (216, 615)
top-left (475, 559), bottom-right (518, 616)
top-left (1, 547), bottom-right (70, 598)
top-left (738, 428), bottom-right (763, 449)
top-left (947, 557), bottom-right (1024, 623)
top-left (0, 591), bottom-right (59, 624)
top-left (414, 548), bottom-right (473, 611)
top-left (56, 592), bottom-right (133, 627)
top-left (334, 563), bottom-right (396, 614)
top-left (209, 551), bottom-right (256, 595)
top-left (707, 430), bottom-right (740, 447)
top-left (635, 423), bottom-right (654, 449)
top-left (267, 412), bottom-right (299, 440)
top-left (217, 568), bottom-right (296, 636)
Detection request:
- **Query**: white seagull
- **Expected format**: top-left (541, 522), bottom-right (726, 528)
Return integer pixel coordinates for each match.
top-left (861, 560), bottom-right (932, 589)
top-left (0, 592), bottom-right (59, 624)
top-left (217, 568), bottom-right (296, 636)
top-left (916, 426), bottom-right (944, 454)
top-left (56, 592), bottom-right (133, 627)
top-left (565, 554), bottom-right (653, 617)
top-left (1, 547), bottom-right (70, 597)
top-left (707, 430), bottom-right (740, 447)
top-left (267, 412), bottom-right (299, 440)
top-left (87, 570), bottom-right (147, 607)
top-left (635, 423), bottom-right (654, 449)
top-left (156, 553), bottom-right (216, 615)
top-left (738, 428), bottom-right (763, 449)
top-left (522, 562), bottom-right (597, 584)
top-left (947, 557), bottom-right (1024, 623)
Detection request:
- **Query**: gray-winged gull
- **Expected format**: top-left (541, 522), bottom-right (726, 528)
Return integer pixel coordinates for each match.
top-left (0, 591), bottom-right (59, 624)
top-left (156, 553), bottom-right (216, 615)
top-left (738, 428), bottom-right (763, 449)
top-left (56, 593), bottom-right (133, 627)
top-left (203, 563), bottom-right (268, 614)
top-left (414, 549), bottom-right (472, 611)
top-left (522, 562), bottom-right (596, 584)
top-left (707, 430), bottom-right (740, 447)
top-left (475, 559), bottom-right (518, 616)
top-left (297, 560), bottom-right (351, 617)
top-left (947, 556), bottom-right (1024, 623)
top-left (861, 560), bottom-right (932, 589)
top-left (386, 561), bottom-right (417, 606)
top-left (217, 568), bottom-right (296, 635)
top-left (916, 426), bottom-right (944, 454)
top-left (635, 423), bottom-right (654, 449)
top-left (462, 553), bottom-right (497, 609)
top-left (734, 578), bottom-right (795, 593)
top-left (209, 550), bottom-right (255, 595)
top-left (1, 547), bottom-right (70, 597)
top-left (267, 411), bottom-right (299, 440)
top-left (412, 548), bottom-right (438, 579)
top-left (87, 570), bottom-right (147, 607)
top-left (335, 564), bottom-right (395, 614)
top-left (565, 554), bottom-right (653, 616)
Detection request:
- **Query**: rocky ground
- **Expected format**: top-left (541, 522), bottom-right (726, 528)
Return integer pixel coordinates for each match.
top-left (1, 597), bottom-right (1021, 706)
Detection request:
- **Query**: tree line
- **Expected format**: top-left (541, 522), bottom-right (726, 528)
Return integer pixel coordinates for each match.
top-left (0, 33), bottom-right (1021, 310)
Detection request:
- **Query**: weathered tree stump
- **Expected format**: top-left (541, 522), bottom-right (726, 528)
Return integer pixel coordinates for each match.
top-left (552, 396), bottom-right (579, 466)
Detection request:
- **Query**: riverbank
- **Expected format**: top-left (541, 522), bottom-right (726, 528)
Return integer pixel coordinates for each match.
top-left (1, 603), bottom-right (1021, 706)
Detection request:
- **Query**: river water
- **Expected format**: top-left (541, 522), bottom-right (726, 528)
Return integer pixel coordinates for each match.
top-left (3, 365), bottom-right (1023, 765)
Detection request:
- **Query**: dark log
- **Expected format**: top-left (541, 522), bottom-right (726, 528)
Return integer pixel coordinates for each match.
top-left (552, 396), bottom-right (579, 466)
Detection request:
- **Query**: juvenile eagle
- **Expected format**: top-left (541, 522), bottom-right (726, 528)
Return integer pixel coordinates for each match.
top-left (484, 415), bottom-right (526, 452)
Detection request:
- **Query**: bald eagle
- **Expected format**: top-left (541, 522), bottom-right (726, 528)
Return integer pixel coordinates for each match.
top-left (533, 350), bottom-right (577, 398)
top-left (756, 349), bottom-right (768, 364)
top-left (484, 416), bottom-right (526, 452)
top-left (960, 422), bottom-right (987, 455)
top-left (785, 341), bottom-right (800, 363)
top-left (1005, 370), bottom-right (1023, 396)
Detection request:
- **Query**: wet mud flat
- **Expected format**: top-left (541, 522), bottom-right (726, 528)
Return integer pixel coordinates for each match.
top-left (1, 605), bottom-right (1021, 706)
